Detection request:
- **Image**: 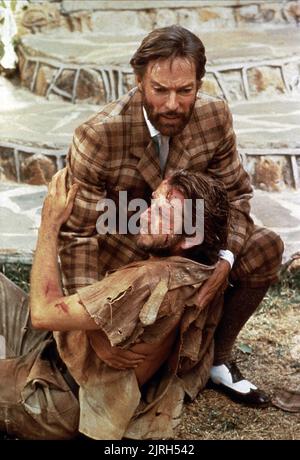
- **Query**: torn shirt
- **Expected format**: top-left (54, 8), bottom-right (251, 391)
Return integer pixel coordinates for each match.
top-left (54, 256), bottom-right (223, 439)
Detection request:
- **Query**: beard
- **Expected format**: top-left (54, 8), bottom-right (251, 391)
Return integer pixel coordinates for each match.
top-left (142, 91), bottom-right (196, 136)
top-left (136, 233), bottom-right (182, 255)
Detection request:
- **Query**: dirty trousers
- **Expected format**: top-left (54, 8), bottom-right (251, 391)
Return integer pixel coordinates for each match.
top-left (0, 274), bottom-right (79, 440)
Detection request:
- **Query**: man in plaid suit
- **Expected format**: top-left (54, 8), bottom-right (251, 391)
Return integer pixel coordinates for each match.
top-left (59, 25), bottom-right (284, 407)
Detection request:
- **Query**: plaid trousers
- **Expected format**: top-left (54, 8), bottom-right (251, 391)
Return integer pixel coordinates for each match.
top-left (230, 225), bottom-right (284, 287)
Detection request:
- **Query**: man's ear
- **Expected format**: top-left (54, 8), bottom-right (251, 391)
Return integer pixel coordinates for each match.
top-left (180, 233), bottom-right (204, 250)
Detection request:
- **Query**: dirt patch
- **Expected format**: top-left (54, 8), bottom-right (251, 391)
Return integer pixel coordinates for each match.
top-left (176, 300), bottom-right (300, 440)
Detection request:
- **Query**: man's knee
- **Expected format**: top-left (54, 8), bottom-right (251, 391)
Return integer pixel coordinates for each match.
top-left (231, 227), bottom-right (284, 285)
top-left (262, 228), bottom-right (284, 267)
top-left (269, 230), bottom-right (284, 265)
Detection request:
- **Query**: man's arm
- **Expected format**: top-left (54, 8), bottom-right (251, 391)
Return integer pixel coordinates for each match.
top-left (58, 122), bottom-right (108, 294)
top-left (207, 100), bottom-right (254, 257)
top-left (198, 101), bottom-right (253, 308)
top-left (30, 169), bottom-right (101, 331)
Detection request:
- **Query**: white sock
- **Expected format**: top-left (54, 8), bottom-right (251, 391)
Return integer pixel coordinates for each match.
top-left (210, 364), bottom-right (257, 394)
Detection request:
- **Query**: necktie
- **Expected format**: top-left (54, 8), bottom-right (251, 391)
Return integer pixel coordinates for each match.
top-left (153, 134), bottom-right (169, 175)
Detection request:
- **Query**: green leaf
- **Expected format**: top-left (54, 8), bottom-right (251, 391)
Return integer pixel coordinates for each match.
top-left (0, 0), bottom-right (6, 9)
top-left (237, 343), bottom-right (253, 354)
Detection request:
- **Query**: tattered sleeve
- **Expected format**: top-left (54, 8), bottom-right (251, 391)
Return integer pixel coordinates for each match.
top-left (76, 269), bottom-right (151, 346)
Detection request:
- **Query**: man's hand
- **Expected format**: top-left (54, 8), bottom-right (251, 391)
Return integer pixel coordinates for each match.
top-left (197, 259), bottom-right (231, 309)
top-left (41, 168), bottom-right (79, 233)
top-left (87, 330), bottom-right (146, 370)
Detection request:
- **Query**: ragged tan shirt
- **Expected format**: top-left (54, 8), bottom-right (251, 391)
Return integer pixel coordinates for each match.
top-left (54, 256), bottom-right (223, 440)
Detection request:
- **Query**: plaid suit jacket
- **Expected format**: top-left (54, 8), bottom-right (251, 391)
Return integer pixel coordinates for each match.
top-left (59, 88), bottom-right (253, 293)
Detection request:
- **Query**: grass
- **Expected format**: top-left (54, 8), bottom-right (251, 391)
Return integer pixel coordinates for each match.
top-left (259, 264), bottom-right (300, 313)
top-left (0, 262), bottom-right (31, 293)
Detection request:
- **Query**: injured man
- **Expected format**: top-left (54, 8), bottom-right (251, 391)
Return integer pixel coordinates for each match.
top-left (0, 169), bottom-right (229, 440)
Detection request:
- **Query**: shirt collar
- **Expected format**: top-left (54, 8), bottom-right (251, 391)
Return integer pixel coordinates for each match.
top-left (143, 107), bottom-right (160, 138)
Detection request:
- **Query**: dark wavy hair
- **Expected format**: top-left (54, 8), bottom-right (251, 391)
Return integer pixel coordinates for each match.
top-left (168, 169), bottom-right (230, 263)
top-left (130, 25), bottom-right (206, 82)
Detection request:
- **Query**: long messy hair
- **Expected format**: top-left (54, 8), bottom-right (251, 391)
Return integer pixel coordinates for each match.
top-left (168, 169), bottom-right (230, 263)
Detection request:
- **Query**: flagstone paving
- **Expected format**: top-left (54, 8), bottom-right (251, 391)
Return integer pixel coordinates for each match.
top-left (0, 76), bottom-right (98, 150)
top-left (1, 76), bottom-right (300, 152)
top-left (20, 27), bottom-right (300, 67)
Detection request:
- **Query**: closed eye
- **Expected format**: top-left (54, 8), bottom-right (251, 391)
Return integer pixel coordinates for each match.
top-left (179, 87), bottom-right (193, 94)
top-left (154, 87), bottom-right (168, 93)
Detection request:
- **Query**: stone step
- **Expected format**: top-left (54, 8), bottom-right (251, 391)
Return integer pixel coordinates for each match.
top-left (231, 97), bottom-right (300, 190)
top-left (17, 27), bottom-right (300, 105)
top-left (0, 182), bottom-right (46, 264)
top-left (20, 1), bottom-right (300, 36)
top-left (0, 75), bottom-right (300, 191)
top-left (0, 75), bottom-right (97, 183)
top-left (0, 181), bottom-right (299, 265)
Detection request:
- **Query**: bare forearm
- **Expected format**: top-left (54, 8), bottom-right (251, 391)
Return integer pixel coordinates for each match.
top-left (29, 169), bottom-right (107, 331)
top-left (30, 225), bottom-right (62, 312)
top-left (30, 231), bottom-right (102, 329)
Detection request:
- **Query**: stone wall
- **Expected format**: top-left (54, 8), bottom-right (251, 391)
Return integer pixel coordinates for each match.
top-left (244, 155), bottom-right (295, 191)
top-left (19, 1), bottom-right (300, 34)
top-left (9, 0), bottom-right (300, 190)
top-left (16, 1), bottom-right (300, 105)
top-left (17, 41), bottom-right (300, 105)
top-left (0, 146), bottom-right (63, 185)
top-left (1, 142), bottom-right (298, 191)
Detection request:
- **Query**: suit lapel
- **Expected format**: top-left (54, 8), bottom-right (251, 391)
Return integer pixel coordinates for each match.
top-left (165, 135), bottom-right (191, 177)
top-left (129, 90), bottom-right (162, 190)
top-left (135, 141), bottom-right (163, 190)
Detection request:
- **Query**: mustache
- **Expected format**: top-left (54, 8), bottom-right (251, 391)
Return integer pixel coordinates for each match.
top-left (158, 111), bottom-right (185, 118)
